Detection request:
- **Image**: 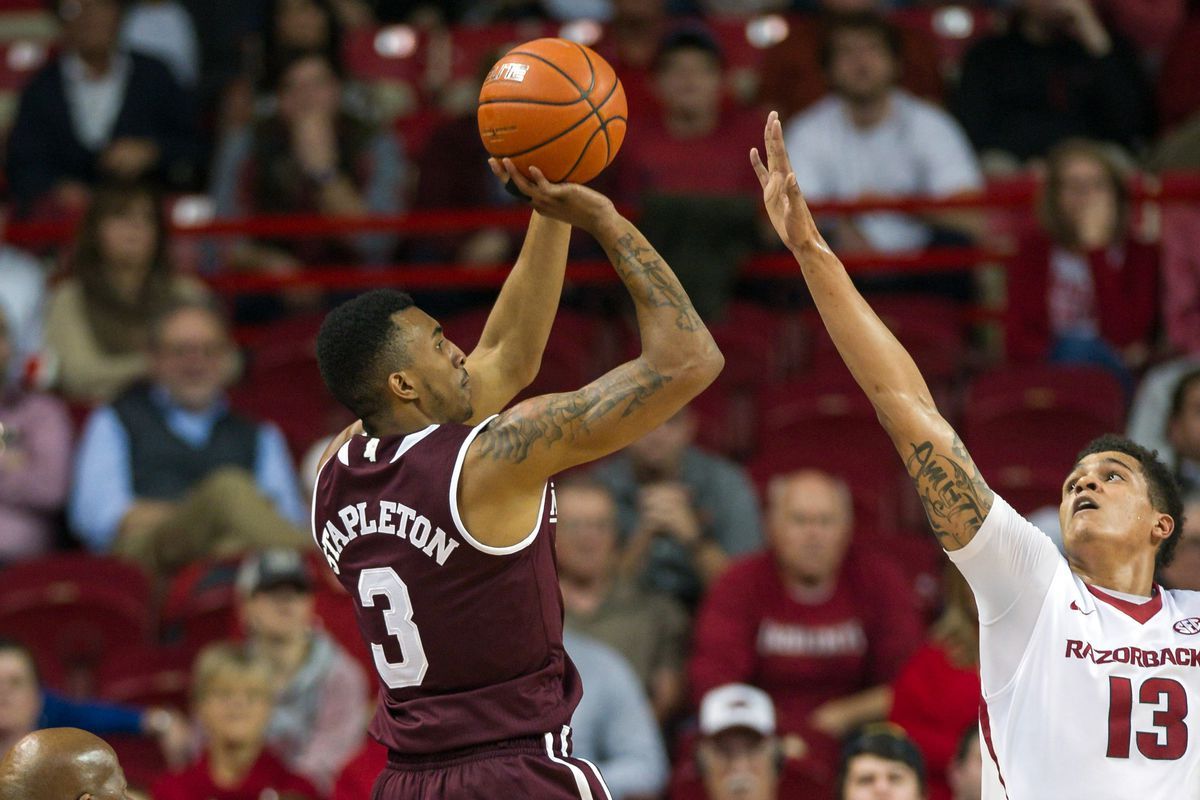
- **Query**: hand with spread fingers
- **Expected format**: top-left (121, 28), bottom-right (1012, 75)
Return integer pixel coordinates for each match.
top-left (750, 111), bottom-right (832, 258)
top-left (487, 157), bottom-right (617, 235)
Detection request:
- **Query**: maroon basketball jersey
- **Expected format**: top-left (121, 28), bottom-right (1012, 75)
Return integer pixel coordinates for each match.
top-left (311, 418), bottom-right (582, 754)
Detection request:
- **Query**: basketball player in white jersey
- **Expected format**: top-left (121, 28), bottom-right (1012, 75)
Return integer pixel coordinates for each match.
top-left (751, 111), bottom-right (1199, 798)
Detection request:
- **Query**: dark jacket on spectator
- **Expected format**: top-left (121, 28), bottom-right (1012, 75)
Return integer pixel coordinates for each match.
top-left (5, 52), bottom-right (198, 214)
top-left (955, 25), bottom-right (1152, 161)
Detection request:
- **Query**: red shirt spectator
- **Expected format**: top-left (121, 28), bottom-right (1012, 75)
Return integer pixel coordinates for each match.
top-left (1157, 6), bottom-right (1200, 134)
top-left (152, 751), bottom-right (319, 800)
top-left (888, 643), bottom-right (980, 800)
top-left (689, 471), bottom-right (923, 800)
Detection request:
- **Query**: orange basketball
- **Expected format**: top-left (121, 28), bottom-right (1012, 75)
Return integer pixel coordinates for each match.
top-left (477, 38), bottom-right (627, 184)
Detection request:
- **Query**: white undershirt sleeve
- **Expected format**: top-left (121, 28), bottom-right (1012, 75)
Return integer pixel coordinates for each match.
top-left (947, 494), bottom-right (1063, 693)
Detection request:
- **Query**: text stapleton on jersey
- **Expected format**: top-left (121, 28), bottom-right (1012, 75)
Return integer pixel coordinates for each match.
top-left (319, 499), bottom-right (460, 574)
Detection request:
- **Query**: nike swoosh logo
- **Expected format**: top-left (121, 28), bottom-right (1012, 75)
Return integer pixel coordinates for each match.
top-left (1070, 601), bottom-right (1095, 615)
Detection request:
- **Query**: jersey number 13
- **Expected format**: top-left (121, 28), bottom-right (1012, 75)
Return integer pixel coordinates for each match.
top-left (1107, 676), bottom-right (1188, 760)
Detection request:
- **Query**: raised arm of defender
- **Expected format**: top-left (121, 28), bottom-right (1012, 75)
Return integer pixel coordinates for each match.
top-left (751, 111), bottom-right (992, 551)
top-left (460, 171), bottom-right (723, 548)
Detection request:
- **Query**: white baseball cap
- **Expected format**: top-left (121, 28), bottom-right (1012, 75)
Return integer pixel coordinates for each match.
top-left (699, 684), bottom-right (776, 737)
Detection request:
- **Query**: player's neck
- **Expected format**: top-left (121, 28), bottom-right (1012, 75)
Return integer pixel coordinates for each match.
top-left (1071, 557), bottom-right (1156, 598)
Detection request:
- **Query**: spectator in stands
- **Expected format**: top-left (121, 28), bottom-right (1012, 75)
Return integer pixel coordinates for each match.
top-left (955, 0), bottom-right (1151, 170)
top-left (69, 298), bottom-right (307, 576)
top-left (690, 470), bottom-right (922, 800)
top-left (618, 26), bottom-right (762, 202)
top-left (121, 0), bottom-right (201, 88)
top-left (783, 11), bottom-right (983, 255)
top-left (889, 567), bottom-right (980, 800)
top-left (1168, 369), bottom-right (1200, 495)
top-left (556, 477), bottom-right (690, 722)
top-left (0, 308), bottom-right (72, 564)
top-left (0, 639), bottom-right (190, 766)
top-left (45, 181), bottom-right (210, 404)
top-left (563, 630), bottom-right (669, 800)
top-left (694, 683), bottom-right (783, 800)
top-left (1127, 358), bottom-right (1200, 469)
top-left (946, 727), bottom-right (982, 800)
top-left (0, 216), bottom-right (45, 383)
top-left (839, 725), bottom-right (926, 800)
top-left (331, 739), bottom-right (385, 800)
top-left (4, 0), bottom-right (198, 217)
top-left (152, 643), bottom-right (320, 800)
top-left (1155, 0), bottom-right (1200, 136)
top-left (260, 0), bottom-right (345, 91)
top-left (1160, 495), bottom-right (1200, 589)
top-left (757, 1), bottom-right (943, 122)
top-left (236, 548), bottom-right (369, 794)
top-left (594, 406), bottom-right (762, 609)
top-left (211, 50), bottom-right (404, 276)
top-left (595, 0), bottom-right (669, 119)
top-left (1004, 139), bottom-right (1158, 385)
top-left (614, 25), bottom-right (764, 316)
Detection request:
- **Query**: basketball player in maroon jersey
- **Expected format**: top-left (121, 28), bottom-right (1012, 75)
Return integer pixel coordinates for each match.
top-left (311, 160), bottom-right (724, 799)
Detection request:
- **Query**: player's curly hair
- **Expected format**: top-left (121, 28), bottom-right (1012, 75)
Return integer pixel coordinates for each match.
top-left (316, 289), bottom-right (415, 427)
top-left (1076, 434), bottom-right (1185, 569)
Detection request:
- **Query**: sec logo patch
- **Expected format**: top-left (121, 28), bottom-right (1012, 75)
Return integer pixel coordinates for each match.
top-left (1173, 617), bottom-right (1200, 635)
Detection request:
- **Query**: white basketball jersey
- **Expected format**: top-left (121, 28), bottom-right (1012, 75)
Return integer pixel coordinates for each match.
top-left (949, 496), bottom-right (1200, 798)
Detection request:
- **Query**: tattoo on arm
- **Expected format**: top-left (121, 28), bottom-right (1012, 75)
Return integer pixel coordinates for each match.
top-left (605, 232), bottom-right (703, 333)
top-left (476, 360), bottom-right (672, 463)
top-left (905, 435), bottom-right (994, 548)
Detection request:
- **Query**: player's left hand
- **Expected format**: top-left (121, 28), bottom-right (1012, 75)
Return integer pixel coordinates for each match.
top-left (750, 111), bottom-right (831, 258)
top-left (489, 157), bottom-right (617, 234)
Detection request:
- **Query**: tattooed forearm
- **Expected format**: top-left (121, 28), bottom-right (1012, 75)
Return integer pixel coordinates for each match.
top-left (476, 361), bottom-right (672, 463)
top-left (605, 231), bottom-right (703, 333)
top-left (905, 436), bottom-right (994, 548)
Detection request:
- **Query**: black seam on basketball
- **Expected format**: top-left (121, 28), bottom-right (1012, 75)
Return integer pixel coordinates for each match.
top-left (562, 124), bottom-right (607, 182)
top-left (572, 41), bottom-right (598, 98)
top-left (486, 108), bottom-right (599, 159)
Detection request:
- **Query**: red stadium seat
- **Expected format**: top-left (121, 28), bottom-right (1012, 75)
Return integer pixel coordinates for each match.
top-left (963, 364), bottom-right (1126, 476)
top-left (106, 734), bottom-right (166, 793)
top-left (229, 313), bottom-right (342, 459)
top-left (97, 645), bottom-right (193, 712)
top-left (449, 21), bottom-right (554, 84)
top-left (892, 7), bottom-right (1001, 78)
top-left (0, 555), bottom-right (152, 678)
top-left (159, 559), bottom-right (241, 656)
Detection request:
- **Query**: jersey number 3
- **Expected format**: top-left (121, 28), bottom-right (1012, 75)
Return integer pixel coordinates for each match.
top-left (1107, 676), bottom-right (1188, 760)
top-left (358, 567), bottom-right (429, 689)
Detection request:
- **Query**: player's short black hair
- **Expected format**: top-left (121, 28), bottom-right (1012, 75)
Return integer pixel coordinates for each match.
top-left (1169, 368), bottom-right (1200, 421)
top-left (839, 723), bottom-right (926, 794)
top-left (0, 638), bottom-right (41, 686)
top-left (316, 289), bottom-right (416, 425)
top-left (1076, 434), bottom-right (1185, 568)
top-left (819, 11), bottom-right (904, 74)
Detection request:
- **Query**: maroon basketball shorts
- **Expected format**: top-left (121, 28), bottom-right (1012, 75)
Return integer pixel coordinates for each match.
top-left (374, 727), bottom-right (612, 800)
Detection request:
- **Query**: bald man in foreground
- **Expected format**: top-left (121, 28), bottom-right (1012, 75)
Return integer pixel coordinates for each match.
top-left (0, 728), bottom-right (129, 800)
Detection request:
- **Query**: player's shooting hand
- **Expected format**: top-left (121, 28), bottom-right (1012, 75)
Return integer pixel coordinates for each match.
top-left (490, 157), bottom-right (617, 234)
top-left (750, 111), bottom-right (831, 258)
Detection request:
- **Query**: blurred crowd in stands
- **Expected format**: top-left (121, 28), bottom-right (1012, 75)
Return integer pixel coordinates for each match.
top-left (2, 0), bottom-right (1200, 798)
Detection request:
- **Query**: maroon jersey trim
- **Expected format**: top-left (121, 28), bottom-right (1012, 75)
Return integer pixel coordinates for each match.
top-left (448, 414), bottom-right (547, 556)
top-left (543, 725), bottom-right (611, 800)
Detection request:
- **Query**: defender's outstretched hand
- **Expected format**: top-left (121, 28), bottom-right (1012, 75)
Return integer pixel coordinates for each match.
top-left (750, 111), bottom-right (831, 257)
top-left (489, 157), bottom-right (616, 233)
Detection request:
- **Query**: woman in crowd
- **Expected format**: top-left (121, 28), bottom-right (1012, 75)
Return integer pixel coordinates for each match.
top-left (1004, 139), bottom-right (1159, 389)
top-left (44, 181), bottom-right (210, 404)
top-left (888, 566), bottom-right (980, 800)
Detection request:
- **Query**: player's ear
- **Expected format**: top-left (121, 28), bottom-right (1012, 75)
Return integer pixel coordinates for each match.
top-left (1151, 511), bottom-right (1174, 545)
top-left (388, 369), bottom-right (419, 402)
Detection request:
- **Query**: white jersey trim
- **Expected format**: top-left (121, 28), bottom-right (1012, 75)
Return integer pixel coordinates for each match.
top-left (390, 423), bottom-right (439, 462)
top-left (450, 414), bottom-right (545, 556)
top-left (545, 726), bottom-right (595, 800)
